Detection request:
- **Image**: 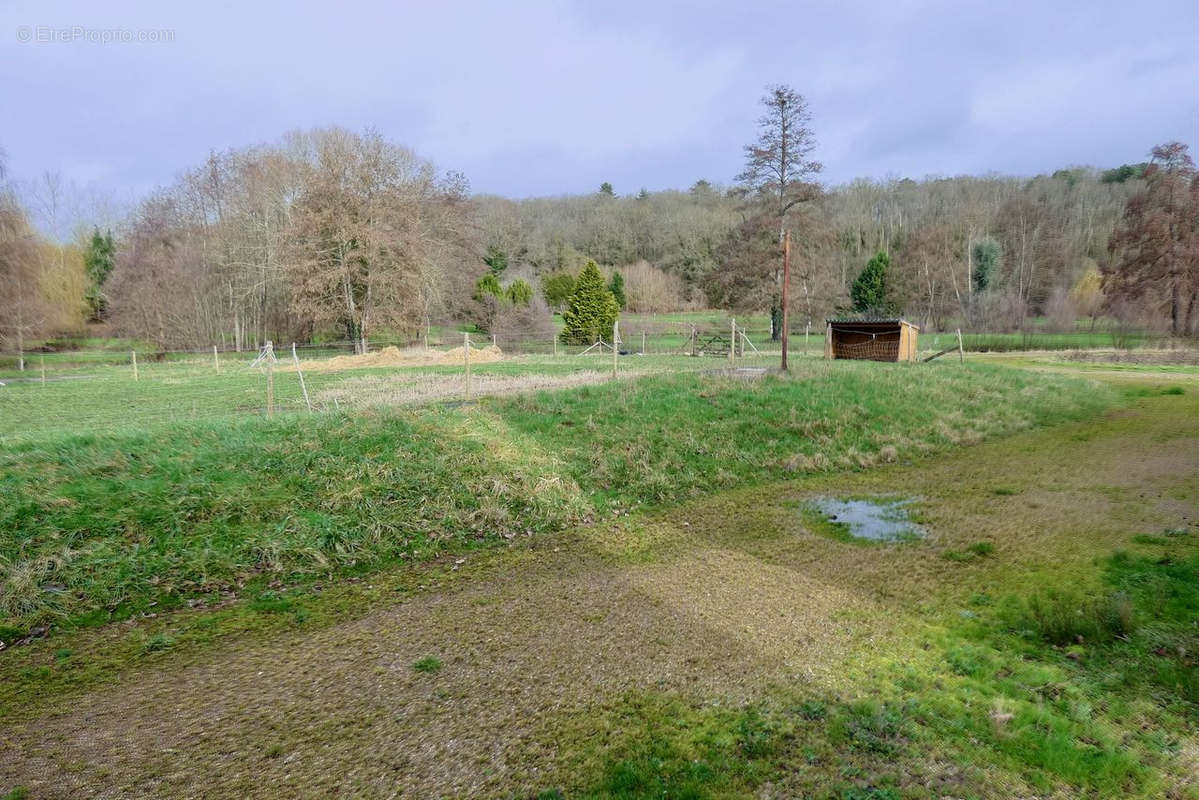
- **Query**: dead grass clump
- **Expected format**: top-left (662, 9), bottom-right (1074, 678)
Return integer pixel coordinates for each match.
top-left (317, 370), bottom-right (639, 410)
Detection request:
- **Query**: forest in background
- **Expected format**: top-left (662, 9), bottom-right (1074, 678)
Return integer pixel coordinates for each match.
top-left (2, 115), bottom-right (1196, 353)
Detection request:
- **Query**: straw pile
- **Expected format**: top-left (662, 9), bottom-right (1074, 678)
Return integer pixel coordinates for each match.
top-left (294, 344), bottom-right (504, 372)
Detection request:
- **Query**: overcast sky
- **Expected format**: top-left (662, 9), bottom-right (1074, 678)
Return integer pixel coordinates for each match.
top-left (2, 0), bottom-right (1196, 212)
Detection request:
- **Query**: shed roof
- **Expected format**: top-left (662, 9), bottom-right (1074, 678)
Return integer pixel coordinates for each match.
top-left (826, 317), bottom-right (919, 329)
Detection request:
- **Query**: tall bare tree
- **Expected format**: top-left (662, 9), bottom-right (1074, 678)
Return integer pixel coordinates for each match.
top-left (736, 84), bottom-right (822, 337)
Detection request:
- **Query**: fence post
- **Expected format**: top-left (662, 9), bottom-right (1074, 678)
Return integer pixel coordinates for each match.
top-left (292, 342), bottom-right (312, 412)
top-left (553, 336), bottom-right (558, 357)
top-left (265, 342), bottom-right (274, 417)
top-left (612, 320), bottom-right (619, 379)
top-left (40, 354), bottom-right (46, 386)
top-left (729, 319), bottom-right (736, 361)
top-left (213, 345), bottom-right (220, 372)
top-left (492, 333), bottom-right (497, 347)
top-left (641, 330), bottom-right (646, 355)
top-left (690, 325), bottom-right (697, 357)
top-left (131, 350), bottom-right (138, 381)
top-left (464, 332), bottom-right (472, 399)
top-left (805, 322), bottom-right (811, 355)
top-left (956, 328), bottom-right (965, 363)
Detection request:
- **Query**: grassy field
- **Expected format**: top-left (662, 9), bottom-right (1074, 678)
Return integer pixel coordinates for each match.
top-left (0, 351), bottom-right (785, 441)
top-left (0, 359), bottom-right (1104, 636)
top-left (1, 357), bottom-right (1195, 799)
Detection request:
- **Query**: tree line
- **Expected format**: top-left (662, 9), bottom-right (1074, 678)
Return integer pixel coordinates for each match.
top-left (2, 97), bottom-right (1196, 355)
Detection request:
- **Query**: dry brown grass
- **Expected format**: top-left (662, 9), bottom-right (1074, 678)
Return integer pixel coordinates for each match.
top-left (292, 343), bottom-right (504, 373)
top-left (316, 369), bottom-right (644, 409)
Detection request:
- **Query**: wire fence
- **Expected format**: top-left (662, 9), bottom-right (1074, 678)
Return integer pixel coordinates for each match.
top-left (0, 325), bottom-right (802, 444)
top-left (1, 322), bottom-right (1193, 444)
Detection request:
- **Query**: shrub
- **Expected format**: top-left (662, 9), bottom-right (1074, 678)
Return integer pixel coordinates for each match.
top-left (540, 271), bottom-right (576, 311)
top-left (622, 260), bottom-right (687, 313)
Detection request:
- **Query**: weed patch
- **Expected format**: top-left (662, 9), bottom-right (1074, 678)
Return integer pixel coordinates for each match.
top-left (412, 656), bottom-right (442, 674)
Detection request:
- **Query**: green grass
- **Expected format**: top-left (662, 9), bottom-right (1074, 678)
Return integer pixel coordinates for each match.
top-left (1, 361), bottom-right (1193, 799)
top-left (542, 544), bottom-right (1197, 799)
top-left (954, 330), bottom-right (1168, 352)
top-left (412, 655), bottom-right (443, 673)
top-left (0, 361), bottom-right (1109, 637)
top-left (0, 351), bottom-right (782, 442)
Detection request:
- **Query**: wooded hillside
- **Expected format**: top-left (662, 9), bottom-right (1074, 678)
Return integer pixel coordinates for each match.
top-left (2, 127), bottom-right (1195, 352)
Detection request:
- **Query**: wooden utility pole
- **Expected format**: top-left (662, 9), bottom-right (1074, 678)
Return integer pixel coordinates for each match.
top-left (781, 230), bottom-right (792, 371)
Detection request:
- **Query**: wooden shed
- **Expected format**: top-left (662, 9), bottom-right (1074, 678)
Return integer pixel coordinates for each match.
top-left (824, 318), bottom-right (919, 362)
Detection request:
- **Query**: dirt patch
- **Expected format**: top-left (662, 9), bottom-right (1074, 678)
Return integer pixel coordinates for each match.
top-left (0, 541), bottom-right (898, 799)
top-left (292, 344), bottom-right (504, 373)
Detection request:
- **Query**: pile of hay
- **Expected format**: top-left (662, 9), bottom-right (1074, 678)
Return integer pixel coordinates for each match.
top-left (294, 344), bottom-right (504, 372)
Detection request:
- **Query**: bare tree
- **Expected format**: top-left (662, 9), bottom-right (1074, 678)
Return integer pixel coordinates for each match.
top-left (288, 128), bottom-right (467, 353)
top-left (735, 84), bottom-right (822, 337)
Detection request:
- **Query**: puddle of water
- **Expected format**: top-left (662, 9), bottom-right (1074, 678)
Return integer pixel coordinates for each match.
top-left (807, 497), bottom-right (925, 542)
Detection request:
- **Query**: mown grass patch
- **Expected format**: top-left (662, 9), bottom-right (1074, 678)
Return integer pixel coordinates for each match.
top-left (535, 545), bottom-right (1196, 798)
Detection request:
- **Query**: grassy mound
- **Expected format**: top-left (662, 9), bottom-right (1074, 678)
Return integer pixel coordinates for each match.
top-left (0, 362), bottom-right (1110, 636)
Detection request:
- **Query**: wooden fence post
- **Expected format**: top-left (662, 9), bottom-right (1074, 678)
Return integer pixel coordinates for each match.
top-left (40, 354), bottom-right (46, 386)
top-left (131, 350), bottom-right (138, 381)
top-left (729, 319), bottom-right (736, 361)
top-left (641, 330), bottom-right (646, 355)
top-left (956, 329), bottom-right (965, 363)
